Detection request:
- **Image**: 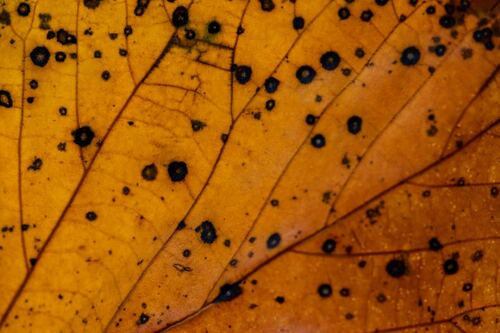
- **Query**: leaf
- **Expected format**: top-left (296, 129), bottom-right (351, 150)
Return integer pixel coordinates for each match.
top-left (0, 0), bottom-right (498, 332)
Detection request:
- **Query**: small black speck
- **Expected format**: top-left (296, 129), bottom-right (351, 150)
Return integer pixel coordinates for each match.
top-left (214, 283), bottom-right (242, 303)
top-left (360, 9), bottom-right (374, 22)
top-left (320, 51), bottom-right (340, 71)
top-left (275, 296), bottom-right (285, 304)
top-left (264, 77), bottom-right (280, 93)
top-left (439, 15), bottom-right (456, 29)
top-left (0, 90), bottom-right (13, 108)
top-left (167, 161), bottom-right (188, 182)
top-left (85, 211), bottom-right (97, 221)
top-left (443, 258), bottom-right (459, 275)
top-left (338, 7), bottom-right (350, 20)
top-left (293, 16), bottom-right (304, 30)
top-left (55, 51), bottom-right (66, 62)
top-left (101, 70), bottom-right (111, 81)
top-left (259, 0), bottom-right (275, 12)
top-left (428, 237), bottom-right (443, 251)
top-left (266, 233), bottom-right (281, 249)
top-left (196, 221), bottom-right (217, 244)
top-left (347, 115), bottom-right (362, 134)
top-left (305, 114), bottom-right (316, 125)
top-left (385, 259), bottom-right (406, 278)
top-left (310, 134), bottom-right (326, 148)
top-left (136, 313), bottom-right (149, 325)
top-left (235, 65), bottom-right (252, 84)
top-left (317, 284), bottom-right (332, 298)
top-left (141, 164), bottom-right (158, 181)
top-left (17, 2), bottom-right (31, 17)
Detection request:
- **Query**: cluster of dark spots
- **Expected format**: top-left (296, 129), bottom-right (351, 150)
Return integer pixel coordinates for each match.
top-left (443, 258), bottom-right (459, 275)
top-left (322, 238), bottom-right (336, 253)
top-left (400, 46), bottom-right (420, 66)
top-left (317, 284), bottom-right (332, 297)
top-left (167, 161), bottom-right (188, 182)
top-left (264, 76), bottom-right (280, 93)
top-left (234, 65), bottom-right (252, 84)
top-left (72, 126), bottom-right (95, 147)
top-left (17, 2), bottom-right (31, 17)
top-left (385, 258), bottom-right (406, 278)
top-left (265, 99), bottom-right (275, 111)
top-left (293, 16), bottom-right (304, 30)
top-left (172, 6), bottom-right (189, 27)
top-left (55, 52), bottom-right (67, 62)
top-left (136, 313), bottom-right (149, 325)
top-left (259, 0), bottom-right (275, 12)
top-left (347, 115), bottom-right (362, 134)
top-left (275, 296), bottom-right (285, 304)
top-left (101, 70), bottom-right (111, 81)
top-left (85, 211), bottom-right (97, 221)
top-left (38, 13), bottom-right (52, 30)
top-left (266, 232), bottom-right (281, 249)
top-left (214, 283), bottom-right (242, 302)
top-left (208, 20), bottom-right (221, 34)
top-left (305, 114), bottom-right (316, 125)
top-left (56, 29), bottom-right (77, 45)
top-left (473, 28), bottom-right (495, 50)
top-left (360, 9), bottom-right (374, 22)
top-left (428, 237), bottom-right (443, 251)
top-left (141, 164), bottom-right (158, 181)
top-left (296, 65), bottom-right (316, 84)
top-left (338, 7), bottom-right (350, 20)
top-left (30, 46), bottom-right (51, 67)
top-left (0, 90), bottom-right (13, 108)
top-left (27, 157), bottom-right (43, 171)
top-left (320, 51), bottom-right (340, 71)
top-left (1, 225), bottom-right (15, 233)
top-left (191, 120), bottom-right (206, 131)
top-left (134, 0), bottom-right (150, 16)
top-left (355, 48), bottom-right (365, 58)
top-left (310, 134), bottom-right (326, 148)
top-left (0, 9), bottom-right (10, 25)
top-left (196, 221), bottom-right (217, 244)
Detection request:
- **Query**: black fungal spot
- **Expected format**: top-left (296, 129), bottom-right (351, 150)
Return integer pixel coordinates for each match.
top-left (310, 134), bottom-right (326, 148)
top-left (305, 114), bottom-right (316, 125)
top-left (136, 313), bottom-right (149, 325)
top-left (491, 186), bottom-right (499, 198)
top-left (293, 16), bottom-right (304, 30)
top-left (141, 164), bottom-right (158, 181)
top-left (443, 258), bottom-right (459, 275)
top-left (172, 6), bottom-right (189, 28)
top-left (85, 211), bottom-right (97, 221)
top-left (296, 65), bottom-right (316, 84)
top-left (72, 126), bottom-right (95, 147)
top-left (55, 52), bottom-right (66, 62)
top-left (124, 25), bottom-right (133, 37)
top-left (428, 237), bottom-right (443, 251)
top-left (317, 284), bottom-right (332, 298)
top-left (101, 71), bottom-right (111, 81)
top-left (17, 2), bottom-right (31, 17)
top-left (434, 44), bottom-right (447, 57)
top-left (134, 0), bottom-right (150, 16)
top-left (275, 296), bottom-right (285, 304)
top-left (185, 29), bottom-right (196, 40)
top-left (347, 115), bottom-right (362, 134)
top-left (38, 13), bottom-right (51, 30)
top-left (265, 99), bottom-right (275, 111)
top-left (30, 258), bottom-right (37, 267)
top-left (119, 48), bottom-right (128, 57)
top-left (94, 50), bottom-right (102, 58)
top-left (320, 51), bottom-right (340, 71)
top-left (30, 46), bottom-right (51, 67)
top-left (208, 20), bottom-right (221, 34)
top-left (177, 220), bottom-right (186, 230)
top-left (266, 233), bottom-right (281, 249)
top-left (56, 29), bottom-right (77, 45)
top-left (355, 48), bottom-right (365, 58)
top-left (426, 5), bottom-right (436, 14)
top-left (462, 282), bottom-right (473, 292)
top-left (29, 80), bottom-right (38, 89)
top-left (59, 107), bottom-right (68, 116)
top-left (0, 90), bottom-right (13, 108)
top-left (339, 288), bottom-right (350, 297)
top-left (167, 161), bottom-right (188, 182)
top-left (338, 7), bottom-right (350, 20)
top-left (259, 0), bottom-right (275, 12)
top-left (196, 221), bottom-right (217, 244)
top-left (360, 9), bottom-right (374, 22)
top-left (264, 77), bottom-right (280, 93)
top-left (0, 9), bottom-right (10, 25)
top-left (322, 239), bottom-right (336, 253)
top-left (439, 15), bottom-right (456, 29)
top-left (27, 157), bottom-right (43, 171)
top-left (84, 0), bottom-right (101, 9)
top-left (235, 65), bottom-right (252, 84)
top-left (400, 46), bottom-right (421, 66)
top-left (385, 259), bottom-right (406, 278)
top-left (122, 186), bottom-right (130, 195)
top-left (214, 283), bottom-right (242, 303)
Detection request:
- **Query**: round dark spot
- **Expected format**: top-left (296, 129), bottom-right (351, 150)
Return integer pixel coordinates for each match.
top-left (439, 15), bottom-right (456, 29)
top-left (376, 293), bottom-right (387, 302)
top-left (17, 2), bottom-right (30, 16)
top-left (124, 25), bottom-right (133, 37)
top-left (185, 29), bottom-right (196, 40)
top-left (94, 50), bottom-right (102, 58)
top-left (426, 5), bottom-right (436, 14)
top-left (259, 0), bottom-right (275, 12)
top-left (119, 48), bottom-right (128, 56)
top-left (355, 48), bottom-right (365, 58)
top-left (196, 220), bottom-right (217, 244)
top-left (270, 199), bottom-right (279, 206)
top-left (293, 16), bottom-right (304, 30)
top-left (320, 51), bottom-right (340, 71)
top-left (491, 186), bottom-right (499, 197)
top-left (428, 237), bottom-right (443, 251)
top-left (29, 80), bottom-right (38, 89)
top-left (462, 282), bottom-right (473, 292)
top-left (322, 238), bottom-right (336, 253)
top-left (30, 46), bottom-right (51, 67)
top-left (317, 284), bottom-right (332, 298)
top-left (434, 44), bottom-right (447, 56)
top-left (122, 186), bottom-right (130, 195)
top-left (264, 76), bottom-right (280, 93)
top-left (266, 232), bottom-right (281, 249)
top-left (182, 249), bottom-right (191, 257)
top-left (84, 0), bottom-right (101, 9)
top-left (141, 164), bottom-right (158, 181)
top-left (400, 46), bottom-right (421, 66)
top-left (310, 134), bottom-right (326, 148)
top-left (443, 258), bottom-right (459, 275)
top-left (347, 115), bottom-right (362, 134)
top-left (375, 0), bottom-right (389, 5)
top-left (265, 99), bottom-right (275, 111)
top-left (101, 70), bottom-right (111, 81)
top-left (305, 114), bottom-right (316, 125)
top-left (235, 65), bottom-right (252, 84)
top-left (275, 296), bottom-right (285, 303)
top-left (339, 288), bottom-right (350, 297)
top-left (59, 106), bottom-right (68, 116)
top-left (85, 211), bottom-right (97, 221)
top-left (0, 90), bottom-right (13, 108)
top-left (385, 259), bottom-right (406, 278)
top-left (296, 65), bottom-right (316, 84)
top-left (172, 6), bottom-right (189, 28)
top-left (72, 126), bottom-right (95, 147)
top-left (167, 161), bottom-right (188, 182)
top-left (27, 97), bottom-right (34, 104)
top-left (214, 283), bottom-right (242, 303)
top-left (338, 7), bottom-right (350, 20)
top-left (137, 313), bottom-right (149, 325)
top-left (55, 51), bottom-right (66, 62)
top-left (208, 20), bottom-right (221, 34)
top-left (361, 9), bottom-right (374, 22)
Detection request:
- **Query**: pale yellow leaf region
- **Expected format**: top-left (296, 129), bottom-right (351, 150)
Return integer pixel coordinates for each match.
top-left (0, 0), bottom-right (498, 332)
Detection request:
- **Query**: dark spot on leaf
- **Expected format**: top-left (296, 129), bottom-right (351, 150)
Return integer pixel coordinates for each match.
top-left (195, 221), bottom-right (217, 244)
top-left (310, 134), bottom-right (326, 148)
top-left (266, 232), bottom-right (281, 249)
top-left (136, 313), bottom-right (149, 325)
top-left (385, 259), bottom-right (406, 278)
top-left (85, 211), bottom-right (97, 221)
top-left (320, 51), bottom-right (340, 71)
top-left (347, 115), bottom-right (362, 134)
top-left (30, 46), bottom-right (51, 67)
top-left (167, 161), bottom-right (188, 182)
top-left (72, 126), bottom-right (95, 147)
top-left (317, 284), bottom-right (332, 298)
top-left (141, 164), bottom-right (158, 181)
top-left (214, 283), bottom-right (242, 303)
top-left (443, 258), bottom-right (459, 275)
top-left (172, 6), bottom-right (189, 28)
top-left (235, 65), bottom-right (252, 84)
top-left (401, 46), bottom-right (420, 66)
top-left (208, 20), bottom-right (221, 34)
top-left (259, 0), bottom-right (275, 12)
top-left (0, 90), bottom-right (13, 108)
top-left (17, 3), bottom-right (31, 17)
top-left (322, 239), bottom-right (336, 253)
top-left (428, 237), bottom-right (443, 251)
top-left (296, 65), bottom-right (316, 84)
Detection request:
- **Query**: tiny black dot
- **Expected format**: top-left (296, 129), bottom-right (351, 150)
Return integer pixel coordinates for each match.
top-left (428, 237), bottom-right (443, 251)
top-left (30, 46), bottom-right (51, 67)
top-left (320, 51), bottom-right (340, 71)
top-left (296, 65), bottom-right (316, 84)
top-left (305, 114), bottom-right (316, 125)
top-left (208, 20), bottom-right (221, 34)
top-left (72, 126), bottom-right (95, 147)
top-left (434, 44), bottom-right (447, 56)
top-left (275, 296), bottom-right (285, 304)
top-left (347, 115), bottom-right (363, 134)
top-left (55, 51), bottom-right (66, 62)
top-left (491, 186), bottom-right (499, 197)
top-left (185, 29), bottom-right (196, 40)
top-left (400, 46), bottom-right (421, 66)
top-left (0, 90), bottom-right (13, 108)
top-left (385, 259), bottom-right (406, 278)
top-left (317, 284), bottom-right (332, 298)
top-left (101, 70), bottom-right (111, 81)
top-left (137, 313), bottom-right (149, 325)
top-left (29, 80), bottom-right (38, 89)
top-left (122, 186), bottom-right (130, 195)
top-left (94, 50), bottom-right (102, 58)
top-left (141, 164), bottom-right (158, 181)
top-left (339, 288), bottom-right (350, 297)
top-left (355, 48), bottom-right (365, 58)
top-left (443, 258), bottom-right (459, 275)
top-left (124, 25), bottom-right (133, 37)
top-left (265, 99), bottom-right (275, 111)
top-left (172, 6), bottom-right (189, 27)
top-left (439, 15), bottom-right (456, 29)
top-left (196, 220), bottom-right (217, 244)
top-left (360, 9), bottom-right (374, 22)
top-left (462, 282), bottom-right (473, 292)
top-left (338, 7), bottom-right (350, 20)
top-left (85, 211), bottom-right (97, 221)
top-left (182, 249), bottom-right (191, 257)
top-left (426, 5), bottom-right (436, 14)
top-left (264, 76), bottom-right (280, 93)
top-left (322, 239), bottom-right (336, 253)
top-left (167, 161), bottom-right (188, 182)
top-left (259, 0), bottom-right (275, 12)
top-left (310, 134), bottom-right (326, 148)
top-left (293, 16), bottom-right (304, 30)
top-left (375, 0), bottom-right (389, 5)
top-left (214, 283), bottom-right (242, 303)
top-left (235, 65), bottom-right (252, 84)
top-left (267, 233), bottom-right (281, 249)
